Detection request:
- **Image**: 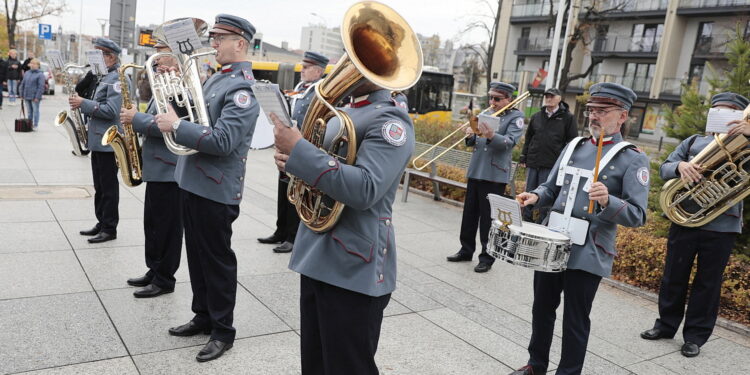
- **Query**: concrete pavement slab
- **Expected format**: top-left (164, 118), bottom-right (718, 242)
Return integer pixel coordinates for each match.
top-left (0, 168), bottom-right (36, 184)
top-left (652, 338), bottom-right (750, 374)
top-left (132, 331), bottom-right (301, 375)
top-left (31, 168), bottom-right (95, 185)
top-left (391, 281), bottom-right (444, 312)
top-left (15, 357), bottom-right (139, 375)
top-left (626, 360), bottom-right (681, 375)
top-left (0, 221), bottom-right (71, 253)
top-left (0, 200), bottom-right (55, 222)
top-left (0, 292), bottom-right (127, 374)
top-left (58, 218), bottom-right (144, 249)
top-left (46, 197), bottom-right (144, 222)
top-left (234, 239), bottom-right (295, 277)
top-left (0, 250), bottom-right (91, 299)
top-left (97, 283), bottom-right (291, 355)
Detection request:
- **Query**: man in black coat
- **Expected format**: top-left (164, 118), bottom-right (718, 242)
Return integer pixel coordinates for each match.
top-left (519, 87), bottom-right (578, 223)
top-left (0, 57), bottom-right (7, 109)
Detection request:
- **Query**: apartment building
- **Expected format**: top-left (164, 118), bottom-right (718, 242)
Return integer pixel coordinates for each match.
top-left (490, 0), bottom-right (750, 142)
top-left (299, 25), bottom-right (345, 63)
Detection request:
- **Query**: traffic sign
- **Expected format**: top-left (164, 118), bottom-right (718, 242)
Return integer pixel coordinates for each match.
top-left (38, 24), bottom-right (52, 40)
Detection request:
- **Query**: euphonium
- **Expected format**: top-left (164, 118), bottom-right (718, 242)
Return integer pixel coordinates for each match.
top-left (287, 1), bottom-right (423, 233)
top-left (659, 132), bottom-right (750, 227)
top-left (149, 18), bottom-right (215, 155)
top-left (55, 64), bottom-right (90, 156)
top-left (102, 64), bottom-right (143, 187)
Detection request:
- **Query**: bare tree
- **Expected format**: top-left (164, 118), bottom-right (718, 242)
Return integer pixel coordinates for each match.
top-left (461, 0), bottom-right (502, 92)
top-left (4, 0), bottom-right (66, 49)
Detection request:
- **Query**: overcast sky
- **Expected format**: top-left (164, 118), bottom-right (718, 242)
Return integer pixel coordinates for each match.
top-left (31, 0), bottom-right (495, 49)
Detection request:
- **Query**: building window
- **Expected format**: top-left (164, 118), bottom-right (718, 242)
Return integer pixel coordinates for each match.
top-left (593, 25), bottom-right (609, 52)
top-left (516, 58), bottom-right (525, 71)
top-left (688, 64), bottom-right (704, 85)
top-left (695, 22), bottom-right (714, 55)
top-left (631, 23), bottom-right (663, 52)
top-left (623, 63), bottom-right (655, 92)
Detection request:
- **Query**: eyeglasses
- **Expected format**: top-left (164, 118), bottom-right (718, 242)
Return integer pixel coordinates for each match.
top-left (209, 35), bottom-right (241, 45)
top-left (583, 107), bottom-right (621, 118)
top-left (489, 95), bottom-right (507, 102)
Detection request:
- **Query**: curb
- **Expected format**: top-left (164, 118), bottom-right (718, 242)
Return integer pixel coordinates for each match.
top-left (601, 277), bottom-right (750, 337)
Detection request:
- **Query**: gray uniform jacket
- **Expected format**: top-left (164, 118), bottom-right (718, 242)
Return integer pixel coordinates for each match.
top-left (131, 99), bottom-right (178, 182)
top-left (660, 134), bottom-right (743, 233)
top-left (79, 64), bottom-right (127, 153)
top-left (173, 61), bottom-right (259, 205)
top-left (285, 89), bottom-right (415, 297)
top-left (466, 108), bottom-right (525, 183)
top-left (532, 133), bottom-right (650, 277)
top-left (290, 80), bottom-right (318, 129)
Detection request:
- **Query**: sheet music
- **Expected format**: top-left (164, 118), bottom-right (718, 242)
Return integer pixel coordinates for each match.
top-left (163, 18), bottom-right (202, 55)
top-left (46, 50), bottom-right (64, 70)
top-left (477, 113), bottom-right (501, 133)
top-left (251, 82), bottom-right (293, 128)
top-left (706, 107), bottom-right (744, 134)
top-left (487, 194), bottom-right (523, 227)
top-left (85, 50), bottom-right (107, 75)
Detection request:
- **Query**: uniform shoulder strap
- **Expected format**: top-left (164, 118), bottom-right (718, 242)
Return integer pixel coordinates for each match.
top-left (595, 141), bottom-right (635, 180)
top-left (556, 137), bottom-right (585, 185)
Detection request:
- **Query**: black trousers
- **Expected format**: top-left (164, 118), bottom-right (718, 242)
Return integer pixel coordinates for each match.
top-left (143, 181), bottom-right (183, 290)
top-left (300, 275), bottom-right (391, 375)
top-left (459, 178), bottom-right (506, 264)
top-left (182, 190), bottom-right (239, 344)
top-left (527, 269), bottom-right (602, 375)
top-left (654, 225), bottom-right (735, 346)
top-left (90, 151), bottom-right (119, 234)
top-left (276, 174), bottom-right (300, 242)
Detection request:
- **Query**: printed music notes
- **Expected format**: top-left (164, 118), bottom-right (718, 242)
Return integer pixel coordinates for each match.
top-left (487, 194), bottom-right (523, 227)
top-left (251, 82), bottom-right (294, 128)
top-left (46, 50), bottom-right (65, 70)
top-left (85, 50), bottom-right (107, 75)
top-left (163, 18), bottom-right (202, 55)
top-left (477, 113), bottom-right (501, 133)
top-left (706, 107), bottom-right (745, 134)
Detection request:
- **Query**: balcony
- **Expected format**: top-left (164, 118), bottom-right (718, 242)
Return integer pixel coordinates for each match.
top-left (580, 0), bottom-right (668, 19)
top-left (516, 37), bottom-right (565, 56)
top-left (592, 35), bottom-right (661, 58)
top-left (677, 0), bottom-right (750, 16)
top-left (510, 2), bottom-right (559, 23)
top-left (693, 36), bottom-right (731, 59)
top-left (661, 77), bottom-right (711, 98)
top-left (500, 70), bottom-right (522, 87)
top-left (567, 74), bottom-right (650, 93)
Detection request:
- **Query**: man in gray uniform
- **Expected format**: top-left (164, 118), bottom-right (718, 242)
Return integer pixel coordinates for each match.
top-left (446, 81), bottom-right (525, 273)
top-left (257, 51), bottom-right (328, 254)
top-left (154, 14), bottom-right (259, 362)
top-left (640, 92), bottom-right (748, 358)
top-left (272, 80), bottom-right (415, 374)
top-left (120, 39), bottom-right (184, 298)
top-left (69, 38), bottom-right (126, 244)
top-left (512, 82), bottom-right (650, 375)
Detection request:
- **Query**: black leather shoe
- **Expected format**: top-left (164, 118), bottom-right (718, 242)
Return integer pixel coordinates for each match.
top-left (509, 365), bottom-right (535, 375)
top-left (257, 233), bottom-right (284, 244)
top-left (273, 241), bottom-right (293, 253)
top-left (79, 226), bottom-right (100, 236)
top-left (446, 252), bottom-right (472, 262)
top-left (168, 321), bottom-right (211, 337)
top-left (196, 340), bottom-right (233, 362)
top-left (127, 274), bottom-right (153, 287)
top-left (474, 262), bottom-right (492, 273)
top-left (681, 341), bottom-right (700, 357)
top-left (133, 284), bottom-right (174, 298)
top-left (88, 232), bottom-right (116, 243)
top-left (640, 328), bottom-right (671, 340)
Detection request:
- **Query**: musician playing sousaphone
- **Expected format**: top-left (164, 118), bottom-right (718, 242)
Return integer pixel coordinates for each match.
top-left (446, 81), bottom-right (525, 273)
top-left (119, 37), bottom-right (186, 299)
top-left (640, 92), bottom-right (750, 358)
top-left (511, 82), bottom-right (649, 375)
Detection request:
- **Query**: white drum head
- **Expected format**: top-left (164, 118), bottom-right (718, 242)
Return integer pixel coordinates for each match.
top-left (517, 222), bottom-right (570, 241)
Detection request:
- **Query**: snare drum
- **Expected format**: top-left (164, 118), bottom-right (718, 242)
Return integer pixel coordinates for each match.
top-left (487, 221), bottom-right (571, 272)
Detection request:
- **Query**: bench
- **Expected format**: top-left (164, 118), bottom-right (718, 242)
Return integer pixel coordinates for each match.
top-left (402, 142), bottom-right (519, 203)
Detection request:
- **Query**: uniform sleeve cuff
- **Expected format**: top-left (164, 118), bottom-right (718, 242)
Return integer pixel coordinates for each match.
top-left (79, 99), bottom-right (98, 115)
top-left (173, 121), bottom-right (209, 150)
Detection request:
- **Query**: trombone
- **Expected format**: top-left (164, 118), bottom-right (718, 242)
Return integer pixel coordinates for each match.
top-left (412, 91), bottom-right (530, 171)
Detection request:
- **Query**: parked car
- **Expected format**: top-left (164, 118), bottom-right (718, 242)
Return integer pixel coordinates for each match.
top-left (39, 62), bottom-right (56, 95)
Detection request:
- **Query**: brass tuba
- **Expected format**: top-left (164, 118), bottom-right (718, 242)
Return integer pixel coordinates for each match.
top-left (659, 132), bottom-right (750, 227)
top-left (102, 64), bottom-right (144, 187)
top-left (55, 64), bottom-right (90, 156)
top-left (149, 18), bottom-right (215, 155)
top-left (287, 1), bottom-right (423, 233)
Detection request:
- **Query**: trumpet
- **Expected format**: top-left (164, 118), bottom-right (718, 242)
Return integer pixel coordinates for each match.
top-left (412, 91), bottom-right (530, 171)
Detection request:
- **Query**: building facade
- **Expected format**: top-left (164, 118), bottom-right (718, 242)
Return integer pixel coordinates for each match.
top-left (299, 25), bottom-right (344, 62)
top-left (491, 0), bottom-right (750, 143)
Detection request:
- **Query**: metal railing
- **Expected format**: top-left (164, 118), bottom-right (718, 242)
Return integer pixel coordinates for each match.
top-left (517, 37), bottom-right (565, 52)
top-left (679, 0), bottom-right (750, 8)
top-left (500, 70), bottom-right (523, 85)
top-left (593, 35), bottom-right (662, 53)
top-left (661, 77), bottom-right (711, 96)
top-left (511, 2), bottom-right (558, 17)
top-left (694, 36), bottom-right (732, 55)
top-left (581, 0), bottom-right (668, 12)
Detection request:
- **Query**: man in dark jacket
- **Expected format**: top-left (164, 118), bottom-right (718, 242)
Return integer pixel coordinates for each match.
top-left (0, 57), bottom-right (7, 109)
top-left (519, 87), bottom-right (578, 223)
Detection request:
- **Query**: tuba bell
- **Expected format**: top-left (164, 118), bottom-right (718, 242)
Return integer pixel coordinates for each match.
top-left (55, 64), bottom-right (90, 156)
top-left (148, 18), bottom-right (215, 155)
top-left (287, 1), bottom-right (424, 233)
top-left (659, 131), bottom-right (750, 227)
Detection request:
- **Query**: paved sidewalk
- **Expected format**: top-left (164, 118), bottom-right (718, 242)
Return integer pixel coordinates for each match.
top-left (0, 94), bottom-right (748, 375)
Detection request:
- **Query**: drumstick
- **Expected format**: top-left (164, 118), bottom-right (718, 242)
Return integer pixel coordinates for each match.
top-left (588, 130), bottom-right (605, 213)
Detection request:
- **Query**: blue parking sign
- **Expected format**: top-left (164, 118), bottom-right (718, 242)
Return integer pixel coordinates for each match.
top-left (38, 24), bottom-right (52, 40)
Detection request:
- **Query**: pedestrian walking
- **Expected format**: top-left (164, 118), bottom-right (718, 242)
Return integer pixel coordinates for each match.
top-left (18, 59), bottom-right (45, 130)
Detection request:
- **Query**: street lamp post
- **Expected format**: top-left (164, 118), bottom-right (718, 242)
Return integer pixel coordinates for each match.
top-left (310, 12), bottom-right (327, 27)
